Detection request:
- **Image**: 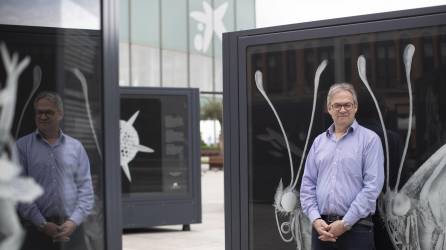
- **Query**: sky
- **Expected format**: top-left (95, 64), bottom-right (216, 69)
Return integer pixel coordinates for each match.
top-left (256, 0), bottom-right (446, 27)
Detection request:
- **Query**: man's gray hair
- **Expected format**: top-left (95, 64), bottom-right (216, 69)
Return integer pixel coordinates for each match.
top-left (326, 83), bottom-right (358, 107)
top-left (34, 91), bottom-right (64, 112)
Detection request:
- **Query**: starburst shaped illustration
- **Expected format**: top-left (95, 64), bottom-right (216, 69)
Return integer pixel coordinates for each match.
top-left (120, 110), bottom-right (154, 182)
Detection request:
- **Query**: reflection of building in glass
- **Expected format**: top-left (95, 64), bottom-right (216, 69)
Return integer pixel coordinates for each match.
top-left (119, 0), bottom-right (255, 147)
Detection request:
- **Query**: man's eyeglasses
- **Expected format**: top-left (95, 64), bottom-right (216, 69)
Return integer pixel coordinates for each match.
top-left (35, 110), bottom-right (56, 117)
top-left (331, 102), bottom-right (355, 111)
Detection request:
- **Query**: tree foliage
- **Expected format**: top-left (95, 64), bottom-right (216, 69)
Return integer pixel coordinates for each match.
top-left (201, 99), bottom-right (222, 124)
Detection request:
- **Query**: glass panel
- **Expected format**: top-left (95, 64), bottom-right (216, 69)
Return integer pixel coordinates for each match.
top-left (1, 24), bottom-right (104, 250)
top-left (119, 0), bottom-right (130, 86)
top-left (161, 0), bottom-right (188, 86)
top-left (131, 44), bottom-right (161, 86)
top-left (246, 25), bottom-right (446, 250)
top-left (161, 0), bottom-right (187, 51)
top-left (189, 0), bottom-right (213, 92)
top-left (119, 42), bottom-right (131, 86)
top-left (214, 57), bottom-right (223, 92)
top-left (130, 0), bottom-right (161, 86)
top-left (0, 0), bottom-right (100, 29)
top-left (121, 95), bottom-right (190, 194)
top-left (235, 0), bottom-right (255, 30)
top-left (131, 0), bottom-right (160, 47)
top-left (162, 49), bottom-right (188, 87)
top-left (212, 0), bottom-right (231, 93)
top-left (190, 53), bottom-right (213, 92)
top-left (214, 0), bottom-right (232, 59)
top-left (189, 0), bottom-right (213, 57)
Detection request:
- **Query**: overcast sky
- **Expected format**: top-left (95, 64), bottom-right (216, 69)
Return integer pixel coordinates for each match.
top-left (256, 0), bottom-right (446, 27)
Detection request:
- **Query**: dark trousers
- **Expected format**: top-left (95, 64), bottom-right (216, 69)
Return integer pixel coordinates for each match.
top-left (20, 224), bottom-right (87, 250)
top-left (311, 223), bottom-right (375, 250)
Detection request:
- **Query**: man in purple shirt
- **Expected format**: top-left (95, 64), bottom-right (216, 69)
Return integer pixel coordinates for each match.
top-left (16, 91), bottom-right (94, 250)
top-left (300, 83), bottom-right (384, 250)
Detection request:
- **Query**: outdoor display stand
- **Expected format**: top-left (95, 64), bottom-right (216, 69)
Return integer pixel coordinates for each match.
top-left (120, 87), bottom-right (201, 230)
top-left (223, 6), bottom-right (446, 250)
top-left (0, 1), bottom-right (121, 248)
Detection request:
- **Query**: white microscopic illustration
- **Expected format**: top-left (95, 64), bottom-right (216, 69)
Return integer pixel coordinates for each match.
top-left (0, 43), bottom-right (43, 250)
top-left (120, 110), bottom-right (154, 182)
top-left (255, 59), bottom-right (327, 249)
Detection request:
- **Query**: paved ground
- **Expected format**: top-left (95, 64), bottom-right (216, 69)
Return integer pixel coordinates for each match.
top-left (122, 168), bottom-right (225, 250)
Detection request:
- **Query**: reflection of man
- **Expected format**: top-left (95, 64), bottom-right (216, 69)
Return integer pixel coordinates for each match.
top-left (16, 91), bottom-right (94, 250)
top-left (300, 83), bottom-right (384, 250)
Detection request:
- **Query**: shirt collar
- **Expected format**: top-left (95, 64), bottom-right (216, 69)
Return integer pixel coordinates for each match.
top-left (34, 129), bottom-right (66, 143)
top-left (326, 119), bottom-right (358, 137)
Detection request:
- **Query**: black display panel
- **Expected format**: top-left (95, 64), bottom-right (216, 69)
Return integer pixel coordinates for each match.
top-left (120, 87), bottom-right (201, 229)
top-left (247, 27), bottom-right (446, 250)
top-left (223, 6), bottom-right (446, 250)
top-left (120, 95), bottom-right (189, 194)
top-left (0, 25), bottom-right (105, 249)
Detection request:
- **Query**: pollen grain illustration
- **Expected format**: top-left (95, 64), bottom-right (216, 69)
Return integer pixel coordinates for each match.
top-left (254, 59), bottom-right (327, 248)
top-left (120, 111), bottom-right (155, 182)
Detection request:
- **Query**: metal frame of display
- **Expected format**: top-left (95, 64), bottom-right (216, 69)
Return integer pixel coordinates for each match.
top-left (103, 0), bottom-right (122, 249)
top-left (119, 87), bottom-right (202, 230)
top-left (223, 5), bottom-right (446, 250)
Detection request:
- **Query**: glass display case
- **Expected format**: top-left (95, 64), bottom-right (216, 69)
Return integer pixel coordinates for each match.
top-left (120, 87), bottom-right (201, 229)
top-left (224, 5), bottom-right (446, 250)
top-left (0, 1), bottom-right (121, 249)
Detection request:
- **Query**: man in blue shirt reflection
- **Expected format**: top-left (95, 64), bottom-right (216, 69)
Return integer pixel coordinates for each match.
top-left (16, 91), bottom-right (94, 250)
top-left (300, 83), bottom-right (384, 250)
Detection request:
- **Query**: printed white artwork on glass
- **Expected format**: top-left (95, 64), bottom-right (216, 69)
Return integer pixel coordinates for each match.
top-left (0, 43), bottom-right (43, 250)
top-left (359, 44), bottom-right (446, 250)
top-left (14, 66), bottom-right (41, 139)
top-left (255, 43), bottom-right (446, 250)
top-left (254, 59), bottom-right (327, 249)
top-left (190, 1), bottom-right (227, 53)
top-left (71, 68), bottom-right (103, 158)
top-left (120, 111), bottom-right (154, 182)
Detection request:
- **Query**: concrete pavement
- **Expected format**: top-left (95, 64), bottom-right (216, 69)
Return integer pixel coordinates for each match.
top-left (122, 168), bottom-right (225, 250)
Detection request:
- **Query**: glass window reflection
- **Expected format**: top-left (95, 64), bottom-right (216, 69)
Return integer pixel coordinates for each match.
top-left (0, 25), bottom-right (104, 250)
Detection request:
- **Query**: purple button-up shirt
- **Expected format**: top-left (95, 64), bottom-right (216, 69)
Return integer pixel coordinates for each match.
top-left (300, 120), bottom-right (384, 226)
top-left (16, 130), bottom-right (94, 226)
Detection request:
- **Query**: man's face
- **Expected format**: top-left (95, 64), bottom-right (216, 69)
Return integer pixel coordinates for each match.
top-left (327, 90), bottom-right (357, 129)
top-left (34, 98), bottom-right (63, 133)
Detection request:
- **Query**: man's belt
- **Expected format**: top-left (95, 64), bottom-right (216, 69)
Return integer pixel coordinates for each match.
top-left (321, 214), bottom-right (343, 223)
top-left (321, 214), bottom-right (373, 227)
top-left (46, 216), bottom-right (67, 224)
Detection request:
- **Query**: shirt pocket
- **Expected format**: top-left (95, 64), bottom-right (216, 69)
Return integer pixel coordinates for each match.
top-left (27, 160), bottom-right (51, 183)
top-left (60, 154), bottom-right (79, 178)
top-left (341, 150), bottom-right (363, 178)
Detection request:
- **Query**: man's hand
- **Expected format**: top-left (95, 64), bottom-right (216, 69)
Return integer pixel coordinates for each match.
top-left (327, 220), bottom-right (348, 238)
top-left (53, 220), bottom-right (77, 242)
top-left (313, 218), bottom-right (336, 242)
top-left (41, 222), bottom-right (59, 238)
